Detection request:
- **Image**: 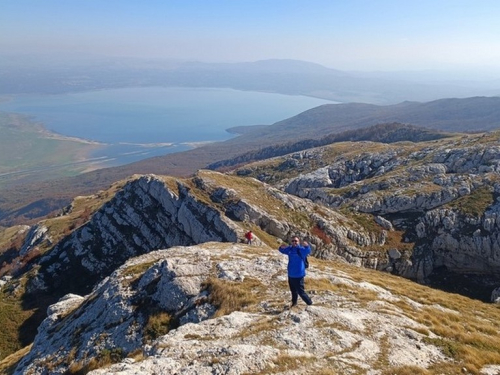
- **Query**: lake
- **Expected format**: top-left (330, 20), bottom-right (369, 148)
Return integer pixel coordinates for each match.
top-left (0, 87), bottom-right (334, 166)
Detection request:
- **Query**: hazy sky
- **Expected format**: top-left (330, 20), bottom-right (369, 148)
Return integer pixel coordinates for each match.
top-left (2, 0), bottom-right (500, 73)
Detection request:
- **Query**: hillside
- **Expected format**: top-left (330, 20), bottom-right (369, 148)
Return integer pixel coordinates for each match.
top-left (208, 123), bottom-right (453, 170)
top-left (5, 244), bottom-right (500, 375)
top-left (2, 96), bottom-right (500, 227)
top-left (235, 96), bottom-right (500, 142)
top-left (2, 130), bottom-right (500, 372)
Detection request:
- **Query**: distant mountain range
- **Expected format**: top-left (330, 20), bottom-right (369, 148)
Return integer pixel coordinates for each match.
top-left (1, 57), bottom-right (498, 104)
top-left (223, 96), bottom-right (500, 145)
top-left (1, 96), bottom-right (500, 226)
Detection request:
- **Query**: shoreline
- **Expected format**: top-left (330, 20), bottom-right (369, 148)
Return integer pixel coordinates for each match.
top-left (41, 130), bottom-right (105, 145)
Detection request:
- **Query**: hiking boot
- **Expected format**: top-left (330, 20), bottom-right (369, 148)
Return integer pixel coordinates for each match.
top-left (284, 303), bottom-right (296, 310)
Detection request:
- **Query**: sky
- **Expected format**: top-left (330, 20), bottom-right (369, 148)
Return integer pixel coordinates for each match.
top-left (1, 0), bottom-right (500, 74)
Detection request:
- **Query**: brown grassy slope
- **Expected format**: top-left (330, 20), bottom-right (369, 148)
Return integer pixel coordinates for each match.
top-left (244, 96), bottom-right (500, 140)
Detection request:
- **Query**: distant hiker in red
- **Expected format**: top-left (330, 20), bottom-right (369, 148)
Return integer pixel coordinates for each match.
top-left (279, 236), bottom-right (312, 308)
top-left (245, 231), bottom-right (253, 245)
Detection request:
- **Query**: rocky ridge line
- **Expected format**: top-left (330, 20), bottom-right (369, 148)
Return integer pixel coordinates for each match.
top-left (237, 133), bottom-right (500, 293)
top-left (15, 243), bottom-right (453, 375)
top-left (26, 171), bottom-right (387, 301)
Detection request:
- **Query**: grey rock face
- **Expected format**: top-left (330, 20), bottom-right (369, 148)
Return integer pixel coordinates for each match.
top-left (285, 149), bottom-right (399, 194)
top-left (19, 224), bottom-right (50, 257)
top-left (27, 174), bottom-right (240, 295)
top-left (375, 215), bottom-right (394, 231)
top-left (15, 243), bottom-right (450, 375)
top-left (273, 137), bottom-right (500, 286)
top-left (491, 287), bottom-right (500, 303)
top-left (27, 171), bottom-right (386, 301)
top-left (407, 201), bottom-right (500, 282)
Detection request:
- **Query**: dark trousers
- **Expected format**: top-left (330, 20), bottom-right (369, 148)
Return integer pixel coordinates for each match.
top-left (288, 277), bottom-right (312, 305)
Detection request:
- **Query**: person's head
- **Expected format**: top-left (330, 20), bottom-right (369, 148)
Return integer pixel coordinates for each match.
top-left (291, 236), bottom-right (300, 246)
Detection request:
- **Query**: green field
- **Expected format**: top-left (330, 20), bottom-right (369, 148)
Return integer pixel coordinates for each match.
top-left (0, 112), bottom-right (105, 187)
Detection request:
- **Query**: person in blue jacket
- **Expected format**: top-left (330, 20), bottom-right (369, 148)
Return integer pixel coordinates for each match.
top-left (279, 236), bottom-right (312, 307)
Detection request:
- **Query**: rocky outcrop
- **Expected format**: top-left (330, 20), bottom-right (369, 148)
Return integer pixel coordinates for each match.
top-left (285, 148), bottom-right (400, 194)
top-left (27, 174), bottom-right (240, 296)
top-left (19, 224), bottom-right (50, 257)
top-left (253, 135), bottom-right (500, 287)
top-left (283, 142), bottom-right (500, 215)
top-left (209, 123), bottom-right (449, 171)
top-left (491, 287), bottom-right (500, 303)
top-left (19, 133), bottom-right (500, 305)
top-left (26, 171), bottom-right (384, 300)
top-left (408, 197), bottom-right (500, 282)
top-left (15, 243), bottom-right (452, 375)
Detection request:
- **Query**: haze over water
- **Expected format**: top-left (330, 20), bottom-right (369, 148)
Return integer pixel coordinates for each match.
top-left (0, 87), bottom-right (334, 166)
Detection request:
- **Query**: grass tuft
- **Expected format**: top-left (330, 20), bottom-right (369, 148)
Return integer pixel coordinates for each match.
top-left (202, 277), bottom-right (261, 317)
top-left (143, 310), bottom-right (172, 342)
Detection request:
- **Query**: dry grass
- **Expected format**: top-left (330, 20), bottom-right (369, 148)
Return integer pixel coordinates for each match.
top-left (0, 295), bottom-right (36, 362)
top-left (382, 229), bottom-right (414, 252)
top-left (157, 175), bottom-right (182, 194)
top-left (66, 347), bottom-right (125, 375)
top-left (0, 344), bottom-right (31, 375)
top-left (381, 366), bottom-right (431, 375)
top-left (321, 141), bottom-right (413, 164)
top-left (194, 170), bottom-right (313, 228)
top-left (252, 228), bottom-right (284, 249)
top-left (314, 368), bottom-right (338, 375)
top-left (446, 185), bottom-right (495, 217)
top-left (202, 277), bottom-right (262, 317)
top-left (248, 354), bottom-right (316, 375)
top-left (126, 348), bottom-right (145, 362)
top-left (332, 209), bottom-right (414, 254)
top-left (122, 260), bottom-right (159, 285)
top-left (0, 226), bottom-right (29, 254)
top-left (321, 260), bottom-right (500, 374)
top-left (143, 311), bottom-right (172, 342)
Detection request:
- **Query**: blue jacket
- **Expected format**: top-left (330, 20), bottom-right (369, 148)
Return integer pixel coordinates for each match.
top-left (279, 244), bottom-right (311, 278)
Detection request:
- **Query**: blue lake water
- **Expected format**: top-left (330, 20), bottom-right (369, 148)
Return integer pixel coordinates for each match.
top-left (0, 87), bottom-right (334, 166)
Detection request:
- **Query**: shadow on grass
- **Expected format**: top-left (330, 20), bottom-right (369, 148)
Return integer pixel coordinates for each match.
top-left (427, 266), bottom-right (500, 303)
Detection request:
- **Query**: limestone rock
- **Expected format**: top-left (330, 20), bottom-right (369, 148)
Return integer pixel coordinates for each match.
top-left (14, 243), bottom-right (451, 375)
top-left (19, 225), bottom-right (50, 257)
top-left (26, 171), bottom-right (385, 303)
top-left (256, 135), bottom-right (500, 284)
top-left (491, 287), bottom-right (500, 304)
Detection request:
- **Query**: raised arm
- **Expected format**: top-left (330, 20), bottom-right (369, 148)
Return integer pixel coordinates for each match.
top-left (300, 241), bottom-right (311, 255)
top-left (279, 244), bottom-right (289, 254)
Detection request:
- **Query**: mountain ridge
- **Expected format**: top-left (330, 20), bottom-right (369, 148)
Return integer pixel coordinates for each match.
top-left (2, 96), bottom-right (500, 227)
top-left (3, 129), bottom-right (500, 372)
top-left (208, 123), bottom-right (452, 171)
top-left (1, 57), bottom-right (497, 103)
top-left (14, 243), bottom-right (497, 375)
